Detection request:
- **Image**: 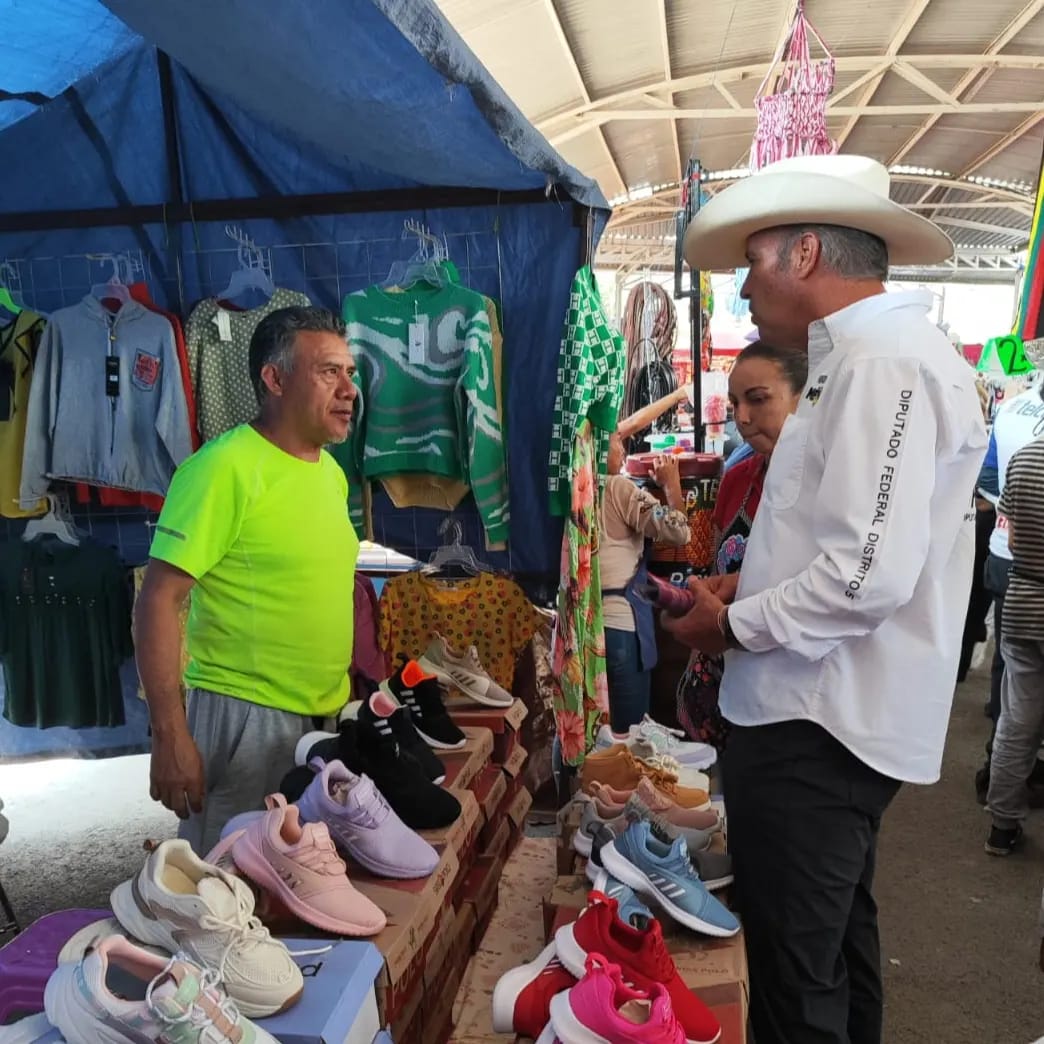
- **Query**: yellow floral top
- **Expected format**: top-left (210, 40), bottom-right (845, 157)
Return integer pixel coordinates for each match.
top-left (378, 571), bottom-right (540, 691)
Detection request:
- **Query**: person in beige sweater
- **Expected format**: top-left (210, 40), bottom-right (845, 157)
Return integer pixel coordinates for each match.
top-left (599, 433), bottom-right (689, 732)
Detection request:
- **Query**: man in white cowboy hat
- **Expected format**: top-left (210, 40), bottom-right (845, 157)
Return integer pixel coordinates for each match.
top-left (665, 153), bottom-right (987, 1044)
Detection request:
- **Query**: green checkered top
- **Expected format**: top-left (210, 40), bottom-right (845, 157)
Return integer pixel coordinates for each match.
top-left (548, 267), bottom-right (625, 516)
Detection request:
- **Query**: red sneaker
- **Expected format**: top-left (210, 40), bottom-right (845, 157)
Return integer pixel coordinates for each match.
top-left (492, 940), bottom-right (577, 1038)
top-left (554, 893), bottom-right (721, 1044)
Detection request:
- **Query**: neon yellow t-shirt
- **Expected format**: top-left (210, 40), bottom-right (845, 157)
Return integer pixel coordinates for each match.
top-left (150, 424), bottom-right (357, 717)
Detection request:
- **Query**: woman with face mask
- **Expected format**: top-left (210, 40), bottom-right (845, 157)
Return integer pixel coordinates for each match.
top-left (677, 340), bottom-right (808, 747)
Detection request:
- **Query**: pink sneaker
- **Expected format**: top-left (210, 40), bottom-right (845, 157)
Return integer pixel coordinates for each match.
top-left (549, 953), bottom-right (686, 1044)
top-left (230, 794), bottom-right (386, 937)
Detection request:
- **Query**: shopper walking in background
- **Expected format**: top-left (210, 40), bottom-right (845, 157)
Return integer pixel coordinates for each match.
top-left (135, 307), bottom-right (360, 855)
top-left (668, 154), bottom-right (986, 1044)
top-left (973, 379), bottom-right (1044, 802)
top-left (985, 433), bottom-right (1044, 856)
top-left (677, 340), bottom-right (807, 748)
top-left (599, 434), bottom-right (689, 733)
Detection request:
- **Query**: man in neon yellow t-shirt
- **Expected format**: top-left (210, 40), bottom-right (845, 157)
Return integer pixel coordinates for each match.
top-left (136, 307), bottom-right (359, 854)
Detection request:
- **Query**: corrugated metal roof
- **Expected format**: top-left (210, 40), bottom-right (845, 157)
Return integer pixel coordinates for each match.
top-left (432, 0), bottom-right (1044, 269)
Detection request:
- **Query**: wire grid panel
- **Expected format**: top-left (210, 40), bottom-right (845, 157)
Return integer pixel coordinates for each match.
top-left (0, 251), bottom-right (181, 318)
top-left (2, 225), bottom-right (506, 567)
top-left (0, 251), bottom-right (178, 561)
top-left (184, 227), bottom-right (503, 309)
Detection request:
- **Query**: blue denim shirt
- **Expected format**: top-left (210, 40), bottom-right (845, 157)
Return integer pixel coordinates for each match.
top-left (20, 295), bottom-right (192, 504)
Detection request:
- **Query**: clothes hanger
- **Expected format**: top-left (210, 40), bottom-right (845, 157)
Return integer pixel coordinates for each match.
top-left (424, 518), bottom-right (489, 576)
top-left (89, 255), bottom-right (131, 305)
top-left (382, 220), bottom-right (451, 290)
top-left (22, 494), bottom-right (82, 546)
top-left (218, 226), bottom-right (275, 304)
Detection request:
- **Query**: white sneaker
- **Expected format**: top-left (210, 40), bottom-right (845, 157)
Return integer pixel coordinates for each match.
top-left (594, 718), bottom-right (717, 770)
top-left (110, 839), bottom-right (302, 1018)
top-left (418, 633), bottom-right (513, 707)
top-left (44, 935), bottom-right (278, 1044)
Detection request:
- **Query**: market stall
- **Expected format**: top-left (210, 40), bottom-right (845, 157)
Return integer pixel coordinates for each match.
top-left (0, 0), bottom-right (606, 763)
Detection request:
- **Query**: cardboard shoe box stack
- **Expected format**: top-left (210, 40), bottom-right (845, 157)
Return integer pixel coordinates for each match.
top-left (362, 706), bottom-right (536, 1044)
top-left (546, 801), bottom-right (749, 1044)
top-left (446, 696), bottom-right (534, 860)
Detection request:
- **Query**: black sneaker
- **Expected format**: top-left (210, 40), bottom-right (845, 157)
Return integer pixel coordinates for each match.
top-left (360, 689), bottom-right (446, 785)
top-left (353, 716), bottom-right (461, 830)
top-left (388, 659), bottom-right (466, 751)
top-left (294, 724), bottom-right (362, 772)
top-left (984, 822), bottom-right (1023, 856)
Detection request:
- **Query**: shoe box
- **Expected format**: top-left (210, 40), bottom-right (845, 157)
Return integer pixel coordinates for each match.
top-left (472, 764), bottom-right (508, 843)
top-left (556, 798), bottom-right (586, 875)
top-left (541, 875), bottom-right (750, 1044)
top-left (256, 937), bottom-right (384, 1044)
top-left (420, 727), bottom-right (490, 871)
top-left (353, 843), bottom-right (460, 1026)
top-left (439, 726), bottom-right (494, 792)
top-left (458, 851), bottom-right (506, 951)
top-left (389, 901), bottom-right (477, 1044)
top-left (444, 696), bottom-right (529, 764)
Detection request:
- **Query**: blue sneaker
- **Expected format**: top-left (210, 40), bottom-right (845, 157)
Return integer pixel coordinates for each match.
top-left (601, 821), bottom-right (740, 937)
top-left (587, 866), bottom-right (654, 927)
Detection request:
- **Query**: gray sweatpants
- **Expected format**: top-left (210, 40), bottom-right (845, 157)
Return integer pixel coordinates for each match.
top-left (178, 688), bottom-right (312, 857)
top-left (987, 636), bottom-right (1044, 830)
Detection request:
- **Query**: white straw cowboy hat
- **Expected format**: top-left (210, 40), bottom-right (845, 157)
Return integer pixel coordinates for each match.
top-left (683, 154), bottom-right (953, 270)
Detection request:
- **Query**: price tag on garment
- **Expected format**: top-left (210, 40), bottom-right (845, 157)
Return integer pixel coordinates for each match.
top-left (408, 319), bottom-right (428, 364)
top-left (105, 356), bottom-right (121, 397)
top-left (213, 310), bottom-right (233, 343)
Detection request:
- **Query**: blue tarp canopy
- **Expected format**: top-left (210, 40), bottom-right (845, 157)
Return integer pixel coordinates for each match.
top-left (0, 0), bottom-right (608, 757)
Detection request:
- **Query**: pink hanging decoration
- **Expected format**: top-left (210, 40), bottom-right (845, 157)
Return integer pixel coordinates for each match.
top-left (751, 0), bottom-right (838, 171)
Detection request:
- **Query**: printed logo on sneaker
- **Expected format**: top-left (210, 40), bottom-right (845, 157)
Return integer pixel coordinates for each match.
top-left (647, 872), bottom-right (687, 899)
top-left (275, 866), bottom-right (300, 891)
top-left (446, 667), bottom-right (488, 692)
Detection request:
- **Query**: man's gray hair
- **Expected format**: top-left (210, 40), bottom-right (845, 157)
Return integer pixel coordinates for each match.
top-left (248, 306), bottom-right (347, 401)
top-left (775, 224), bottom-right (889, 281)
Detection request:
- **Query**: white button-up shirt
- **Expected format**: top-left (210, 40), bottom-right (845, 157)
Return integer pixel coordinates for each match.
top-left (723, 291), bottom-right (987, 783)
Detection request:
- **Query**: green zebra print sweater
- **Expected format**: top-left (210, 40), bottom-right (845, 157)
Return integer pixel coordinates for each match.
top-left (336, 283), bottom-right (509, 545)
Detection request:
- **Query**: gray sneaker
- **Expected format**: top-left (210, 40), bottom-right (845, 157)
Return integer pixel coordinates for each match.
top-left (417, 633), bottom-right (512, 707)
top-left (624, 793), bottom-right (716, 852)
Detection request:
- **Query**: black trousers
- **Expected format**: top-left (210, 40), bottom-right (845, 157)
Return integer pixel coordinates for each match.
top-left (723, 720), bottom-right (901, 1044)
top-left (984, 553), bottom-right (1013, 726)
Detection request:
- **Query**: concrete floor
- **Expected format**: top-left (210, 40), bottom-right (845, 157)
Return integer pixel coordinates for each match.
top-left (0, 668), bottom-right (1041, 1042)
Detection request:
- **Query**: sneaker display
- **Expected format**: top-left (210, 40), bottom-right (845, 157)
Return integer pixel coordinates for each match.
top-left (358, 688), bottom-right (446, 784)
top-left (554, 892), bottom-right (721, 1044)
top-left (385, 658), bottom-right (466, 750)
top-left (109, 839), bottom-right (303, 1018)
top-left (491, 940), bottom-right (577, 1037)
top-left (230, 794), bottom-right (387, 937)
top-left (417, 632), bottom-right (513, 707)
top-left (602, 821), bottom-right (739, 937)
top-left (595, 716), bottom-right (717, 770)
top-left (548, 953), bottom-right (686, 1044)
top-left (581, 747), bottom-right (711, 810)
top-left (296, 758), bottom-right (439, 879)
top-left (984, 822), bottom-right (1024, 856)
top-left (297, 720), bottom-right (461, 830)
top-left (44, 935), bottom-right (279, 1044)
